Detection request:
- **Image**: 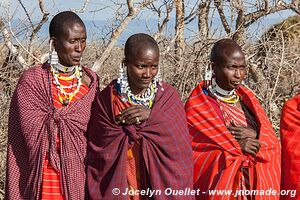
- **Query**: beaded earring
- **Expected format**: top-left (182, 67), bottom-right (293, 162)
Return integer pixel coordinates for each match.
top-left (117, 62), bottom-right (128, 98)
top-left (204, 63), bottom-right (213, 89)
top-left (154, 67), bottom-right (164, 91)
top-left (49, 39), bottom-right (58, 66)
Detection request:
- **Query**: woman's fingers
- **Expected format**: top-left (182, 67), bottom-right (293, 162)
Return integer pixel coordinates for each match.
top-left (239, 138), bottom-right (261, 156)
top-left (228, 125), bottom-right (257, 139)
top-left (117, 105), bottom-right (150, 125)
top-left (121, 106), bottom-right (141, 116)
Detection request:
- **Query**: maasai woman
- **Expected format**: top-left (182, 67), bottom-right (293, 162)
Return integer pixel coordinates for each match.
top-left (280, 93), bottom-right (300, 200)
top-left (5, 11), bottom-right (98, 199)
top-left (87, 33), bottom-right (194, 200)
top-left (185, 39), bottom-right (281, 200)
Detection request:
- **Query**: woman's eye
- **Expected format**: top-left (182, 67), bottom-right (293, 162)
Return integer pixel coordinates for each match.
top-left (135, 65), bottom-right (143, 69)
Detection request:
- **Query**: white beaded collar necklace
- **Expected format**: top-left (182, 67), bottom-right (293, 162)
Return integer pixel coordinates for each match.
top-left (52, 63), bottom-right (76, 73)
top-left (210, 78), bottom-right (235, 96)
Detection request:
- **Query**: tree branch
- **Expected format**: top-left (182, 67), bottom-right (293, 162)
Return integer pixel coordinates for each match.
top-left (245, 1), bottom-right (300, 28)
top-left (214, 0), bottom-right (231, 34)
top-left (28, 0), bottom-right (49, 62)
top-left (150, 0), bottom-right (173, 39)
top-left (198, 0), bottom-right (211, 37)
top-left (174, 0), bottom-right (185, 60)
top-left (233, 0), bottom-right (245, 42)
top-left (184, 0), bottom-right (200, 24)
top-left (0, 17), bottom-right (28, 68)
top-left (73, 0), bottom-right (90, 13)
top-left (17, 0), bottom-right (33, 29)
top-left (92, 0), bottom-right (157, 72)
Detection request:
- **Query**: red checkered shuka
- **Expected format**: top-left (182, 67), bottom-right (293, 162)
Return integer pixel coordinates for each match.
top-left (5, 63), bottom-right (99, 200)
top-left (41, 71), bottom-right (90, 200)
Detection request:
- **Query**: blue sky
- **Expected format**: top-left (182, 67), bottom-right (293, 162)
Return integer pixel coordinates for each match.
top-left (2, 0), bottom-right (296, 44)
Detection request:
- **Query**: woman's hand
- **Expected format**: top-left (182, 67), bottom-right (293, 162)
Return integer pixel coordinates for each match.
top-left (227, 125), bottom-right (260, 156)
top-left (237, 138), bottom-right (261, 157)
top-left (115, 105), bottom-right (151, 125)
top-left (227, 125), bottom-right (257, 140)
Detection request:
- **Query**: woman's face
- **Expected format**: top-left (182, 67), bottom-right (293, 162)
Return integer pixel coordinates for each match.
top-left (125, 47), bottom-right (159, 95)
top-left (213, 50), bottom-right (246, 91)
top-left (53, 23), bottom-right (87, 67)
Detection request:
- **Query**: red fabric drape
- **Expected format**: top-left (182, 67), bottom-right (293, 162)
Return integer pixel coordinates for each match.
top-left (280, 93), bottom-right (300, 200)
top-left (185, 82), bottom-right (281, 200)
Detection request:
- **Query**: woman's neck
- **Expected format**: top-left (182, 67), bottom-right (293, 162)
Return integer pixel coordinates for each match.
top-left (127, 80), bottom-right (148, 96)
top-left (212, 78), bottom-right (235, 97)
top-left (52, 62), bottom-right (76, 75)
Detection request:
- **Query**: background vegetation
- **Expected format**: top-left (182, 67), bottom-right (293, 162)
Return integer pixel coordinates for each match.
top-left (0, 0), bottom-right (299, 198)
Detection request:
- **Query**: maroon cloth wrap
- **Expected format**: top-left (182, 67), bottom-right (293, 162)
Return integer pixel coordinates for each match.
top-left (5, 63), bottom-right (98, 200)
top-left (87, 80), bottom-right (194, 200)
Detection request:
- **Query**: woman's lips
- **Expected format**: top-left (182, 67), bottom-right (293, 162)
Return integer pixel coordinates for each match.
top-left (73, 57), bottom-right (81, 61)
top-left (231, 81), bottom-right (241, 86)
top-left (140, 79), bottom-right (152, 84)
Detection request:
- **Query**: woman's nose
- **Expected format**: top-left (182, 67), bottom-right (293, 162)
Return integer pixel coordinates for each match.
top-left (234, 69), bottom-right (241, 78)
top-left (144, 67), bottom-right (151, 77)
top-left (75, 41), bottom-right (82, 52)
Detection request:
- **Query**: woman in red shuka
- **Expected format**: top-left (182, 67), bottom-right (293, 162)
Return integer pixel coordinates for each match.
top-left (280, 93), bottom-right (300, 200)
top-left (185, 39), bottom-right (281, 200)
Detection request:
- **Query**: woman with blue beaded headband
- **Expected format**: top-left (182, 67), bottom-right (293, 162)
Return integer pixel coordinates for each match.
top-left (6, 11), bottom-right (99, 200)
top-left (87, 33), bottom-right (194, 200)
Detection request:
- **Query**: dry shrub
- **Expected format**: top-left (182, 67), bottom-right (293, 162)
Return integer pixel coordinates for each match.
top-left (0, 44), bottom-right (24, 198)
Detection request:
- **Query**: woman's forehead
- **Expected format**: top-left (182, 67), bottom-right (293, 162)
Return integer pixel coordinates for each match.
top-left (60, 23), bottom-right (86, 38)
top-left (128, 46), bottom-right (158, 57)
top-left (221, 48), bottom-right (244, 60)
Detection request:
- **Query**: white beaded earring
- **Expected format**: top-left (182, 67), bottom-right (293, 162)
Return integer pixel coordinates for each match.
top-left (154, 68), bottom-right (164, 91)
top-left (204, 63), bottom-right (213, 88)
top-left (49, 39), bottom-right (58, 66)
top-left (117, 62), bottom-right (128, 97)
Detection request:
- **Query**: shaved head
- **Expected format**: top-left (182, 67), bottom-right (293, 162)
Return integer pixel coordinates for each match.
top-left (210, 38), bottom-right (246, 91)
top-left (124, 33), bottom-right (159, 61)
top-left (49, 11), bottom-right (85, 39)
top-left (210, 39), bottom-right (244, 65)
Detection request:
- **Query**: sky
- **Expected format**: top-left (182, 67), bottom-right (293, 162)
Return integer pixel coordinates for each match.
top-left (1, 0), bottom-right (296, 44)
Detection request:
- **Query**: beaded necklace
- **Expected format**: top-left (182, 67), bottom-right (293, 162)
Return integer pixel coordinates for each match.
top-left (117, 80), bottom-right (158, 109)
top-left (54, 62), bottom-right (76, 73)
top-left (50, 64), bottom-right (83, 106)
top-left (208, 78), bottom-right (239, 105)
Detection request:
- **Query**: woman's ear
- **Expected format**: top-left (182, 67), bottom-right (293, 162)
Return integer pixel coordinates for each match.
top-left (50, 37), bottom-right (56, 48)
top-left (123, 58), bottom-right (127, 66)
top-left (211, 62), bottom-right (216, 73)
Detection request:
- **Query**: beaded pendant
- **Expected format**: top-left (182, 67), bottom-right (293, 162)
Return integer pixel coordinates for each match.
top-left (62, 98), bottom-right (70, 106)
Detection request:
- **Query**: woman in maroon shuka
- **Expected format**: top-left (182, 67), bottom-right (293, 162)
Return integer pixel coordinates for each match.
top-left (5, 11), bottom-right (99, 200)
top-left (87, 33), bottom-right (194, 200)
